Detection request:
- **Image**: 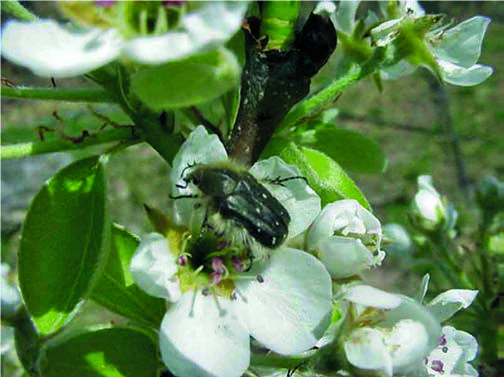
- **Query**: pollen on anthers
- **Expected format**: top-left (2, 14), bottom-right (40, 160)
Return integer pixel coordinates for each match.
top-left (174, 232), bottom-right (258, 300)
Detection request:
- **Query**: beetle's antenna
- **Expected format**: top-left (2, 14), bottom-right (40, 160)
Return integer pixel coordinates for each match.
top-left (265, 175), bottom-right (308, 187)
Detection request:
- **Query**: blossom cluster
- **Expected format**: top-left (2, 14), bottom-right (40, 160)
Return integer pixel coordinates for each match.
top-left (0, 1), bottom-right (485, 376)
top-left (129, 127), bottom-right (479, 377)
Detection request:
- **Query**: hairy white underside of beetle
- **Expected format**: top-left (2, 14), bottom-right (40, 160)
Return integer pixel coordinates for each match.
top-left (207, 211), bottom-right (272, 260)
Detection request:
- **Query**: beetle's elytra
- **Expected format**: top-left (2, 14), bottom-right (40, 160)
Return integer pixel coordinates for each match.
top-left (172, 162), bottom-right (301, 252)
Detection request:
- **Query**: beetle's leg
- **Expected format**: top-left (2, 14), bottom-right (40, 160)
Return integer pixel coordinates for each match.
top-left (175, 180), bottom-right (189, 189)
top-left (265, 175), bottom-right (308, 186)
top-left (169, 193), bottom-right (199, 199)
top-left (180, 161), bottom-right (199, 179)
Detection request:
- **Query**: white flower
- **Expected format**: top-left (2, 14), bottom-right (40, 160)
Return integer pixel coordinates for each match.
top-left (130, 234), bottom-right (332, 377)
top-left (0, 2), bottom-right (248, 78)
top-left (424, 326), bottom-right (479, 377)
top-left (306, 199), bottom-right (385, 279)
top-left (373, 2), bottom-right (493, 86)
top-left (341, 284), bottom-right (442, 377)
top-left (330, 275), bottom-right (478, 377)
top-left (130, 126), bottom-right (330, 377)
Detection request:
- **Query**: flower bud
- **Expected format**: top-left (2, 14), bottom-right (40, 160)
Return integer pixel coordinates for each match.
top-left (411, 175), bottom-right (456, 232)
top-left (1, 264), bottom-right (22, 321)
top-left (476, 175), bottom-right (504, 214)
top-left (306, 199), bottom-right (385, 279)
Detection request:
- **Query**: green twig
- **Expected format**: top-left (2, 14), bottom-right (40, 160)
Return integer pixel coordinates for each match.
top-left (279, 47), bottom-right (388, 130)
top-left (1, 128), bottom-right (139, 159)
top-left (279, 64), bottom-right (363, 129)
top-left (1, 0), bottom-right (37, 21)
top-left (1, 87), bottom-right (115, 103)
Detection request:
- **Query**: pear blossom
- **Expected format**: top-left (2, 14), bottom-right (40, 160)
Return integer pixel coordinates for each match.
top-left (306, 199), bottom-right (385, 279)
top-left (342, 284), bottom-right (441, 377)
top-left (130, 126), bottom-right (331, 377)
top-left (0, 2), bottom-right (248, 78)
top-left (416, 275), bottom-right (479, 377)
top-left (372, 1), bottom-right (493, 86)
top-left (340, 275), bottom-right (478, 377)
top-left (412, 175), bottom-right (458, 232)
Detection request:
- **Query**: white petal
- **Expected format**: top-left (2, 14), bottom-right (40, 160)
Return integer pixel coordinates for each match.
top-left (124, 2), bottom-right (248, 64)
top-left (315, 237), bottom-right (379, 279)
top-left (443, 326), bottom-right (478, 363)
top-left (415, 274), bottom-right (430, 303)
top-left (314, 1), bottom-right (336, 18)
top-left (379, 0), bottom-right (425, 18)
top-left (430, 16), bottom-right (491, 68)
top-left (130, 233), bottom-right (181, 301)
top-left (234, 248), bottom-right (332, 354)
top-left (250, 157), bottom-right (321, 239)
top-left (427, 289), bottom-right (478, 322)
top-left (381, 60), bottom-right (417, 80)
top-left (371, 19), bottom-right (402, 45)
top-left (333, 0), bottom-right (361, 34)
top-left (383, 223), bottom-right (413, 257)
top-left (399, 0), bottom-right (425, 17)
top-left (1, 20), bottom-right (122, 78)
top-left (388, 320), bottom-right (430, 372)
top-left (344, 327), bottom-right (393, 377)
top-left (426, 326), bottom-right (478, 377)
top-left (417, 175), bottom-right (440, 196)
top-left (344, 285), bottom-right (402, 309)
top-left (169, 126), bottom-right (228, 225)
top-left (413, 176), bottom-right (444, 223)
top-left (123, 32), bottom-right (193, 64)
top-left (160, 292), bottom-right (250, 377)
top-left (384, 296), bottom-right (442, 348)
top-left (438, 60), bottom-right (494, 86)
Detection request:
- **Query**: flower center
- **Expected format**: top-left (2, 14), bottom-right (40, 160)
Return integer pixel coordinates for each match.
top-left (175, 230), bottom-right (253, 298)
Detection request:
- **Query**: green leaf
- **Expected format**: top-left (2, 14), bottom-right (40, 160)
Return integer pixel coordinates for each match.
top-left (131, 48), bottom-right (240, 110)
top-left (294, 125), bottom-right (387, 173)
top-left (19, 156), bottom-right (109, 336)
top-left (38, 326), bottom-right (158, 377)
top-left (275, 142), bottom-right (371, 210)
top-left (91, 224), bottom-right (165, 328)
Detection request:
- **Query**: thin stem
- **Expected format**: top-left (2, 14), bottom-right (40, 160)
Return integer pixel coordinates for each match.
top-left (1, 87), bottom-right (115, 103)
top-left (1, 128), bottom-right (139, 159)
top-left (1, 1), bottom-right (37, 21)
